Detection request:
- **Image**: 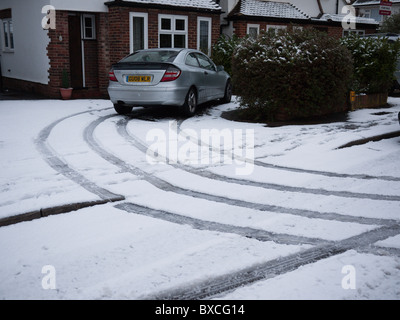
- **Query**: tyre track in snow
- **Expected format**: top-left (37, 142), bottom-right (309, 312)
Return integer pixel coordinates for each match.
top-left (115, 202), bottom-right (326, 246)
top-left (118, 118), bottom-right (400, 202)
top-left (114, 117), bottom-right (398, 226)
top-left (87, 115), bottom-right (381, 238)
top-left (172, 118), bottom-right (400, 182)
top-left (35, 110), bottom-right (400, 300)
top-left (35, 110), bottom-right (125, 204)
top-left (144, 223), bottom-right (400, 300)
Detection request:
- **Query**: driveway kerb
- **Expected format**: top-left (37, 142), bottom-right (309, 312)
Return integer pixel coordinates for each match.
top-left (0, 196), bottom-right (124, 228)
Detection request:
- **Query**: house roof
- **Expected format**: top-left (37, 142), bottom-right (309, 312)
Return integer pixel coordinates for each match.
top-left (107, 0), bottom-right (221, 11)
top-left (354, 0), bottom-right (400, 6)
top-left (240, 0), bottom-right (310, 19)
top-left (231, 0), bottom-right (310, 20)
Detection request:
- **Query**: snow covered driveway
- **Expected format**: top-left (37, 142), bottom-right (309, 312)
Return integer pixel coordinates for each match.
top-left (1, 97), bottom-right (400, 300)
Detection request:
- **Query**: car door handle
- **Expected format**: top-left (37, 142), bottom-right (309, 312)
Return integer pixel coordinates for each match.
top-left (204, 71), bottom-right (209, 75)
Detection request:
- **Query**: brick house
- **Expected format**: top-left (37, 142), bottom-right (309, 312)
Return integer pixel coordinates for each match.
top-left (0, 0), bottom-right (378, 99)
top-left (224, 0), bottom-right (379, 39)
top-left (0, 0), bottom-right (221, 99)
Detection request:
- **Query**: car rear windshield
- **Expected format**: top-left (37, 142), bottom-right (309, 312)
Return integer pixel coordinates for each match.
top-left (121, 50), bottom-right (180, 63)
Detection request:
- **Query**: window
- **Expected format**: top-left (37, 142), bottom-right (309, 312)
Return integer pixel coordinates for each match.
top-left (130, 12), bottom-right (148, 53)
top-left (122, 50), bottom-right (179, 63)
top-left (267, 25), bottom-right (287, 34)
top-left (362, 9), bottom-right (371, 19)
top-left (198, 17), bottom-right (212, 55)
top-left (185, 53), bottom-right (200, 67)
top-left (247, 24), bottom-right (260, 38)
top-left (82, 14), bottom-right (96, 40)
top-left (195, 52), bottom-right (216, 71)
top-left (159, 14), bottom-right (188, 48)
top-left (2, 19), bottom-right (14, 51)
top-left (343, 29), bottom-right (365, 37)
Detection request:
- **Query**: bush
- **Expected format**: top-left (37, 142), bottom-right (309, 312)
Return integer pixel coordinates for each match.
top-left (380, 13), bottom-right (400, 34)
top-left (340, 35), bottom-right (400, 94)
top-left (232, 29), bottom-right (353, 121)
top-left (211, 34), bottom-right (241, 76)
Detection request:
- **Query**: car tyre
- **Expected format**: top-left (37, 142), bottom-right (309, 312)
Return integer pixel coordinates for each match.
top-left (114, 104), bottom-right (133, 115)
top-left (181, 87), bottom-right (197, 117)
top-left (221, 80), bottom-right (232, 104)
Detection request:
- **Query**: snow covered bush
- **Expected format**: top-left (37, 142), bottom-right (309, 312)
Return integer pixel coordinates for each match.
top-left (340, 35), bottom-right (400, 94)
top-left (232, 29), bottom-right (353, 121)
top-left (211, 34), bottom-right (241, 76)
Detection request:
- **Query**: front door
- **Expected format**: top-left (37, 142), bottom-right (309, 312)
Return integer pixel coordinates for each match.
top-left (68, 15), bottom-right (83, 88)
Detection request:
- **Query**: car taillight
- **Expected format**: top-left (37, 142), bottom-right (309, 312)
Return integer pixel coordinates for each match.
top-left (161, 66), bottom-right (181, 82)
top-left (109, 70), bottom-right (117, 82)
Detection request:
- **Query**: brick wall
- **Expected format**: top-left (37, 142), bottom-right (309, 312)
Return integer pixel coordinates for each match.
top-left (97, 12), bottom-right (111, 97)
top-left (232, 20), bottom-right (377, 39)
top-left (4, 6), bottom-right (220, 99)
top-left (47, 11), bottom-right (70, 97)
top-left (107, 6), bottom-right (221, 64)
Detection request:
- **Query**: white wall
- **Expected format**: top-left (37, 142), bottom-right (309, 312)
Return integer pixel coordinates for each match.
top-left (50, 0), bottom-right (108, 12)
top-left (0, 0), bottom-right (50, 84)
top-left (0, 0), bottom-right (108, 85)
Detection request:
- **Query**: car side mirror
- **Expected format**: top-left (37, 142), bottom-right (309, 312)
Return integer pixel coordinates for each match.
top-left (217, 65), bottom-right (225, 72)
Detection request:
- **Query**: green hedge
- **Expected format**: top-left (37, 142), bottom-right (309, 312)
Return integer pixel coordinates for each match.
top-left (232, 29), bottom-right (353, 121)
top-left (340, 35), bottom-right (400, 94)
top-left (211, 34), bottom-right (241, 76)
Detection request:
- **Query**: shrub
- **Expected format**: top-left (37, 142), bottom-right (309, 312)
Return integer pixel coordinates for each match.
top-left (211, 34), bottom-right (241, 76)
top-left (232, 29), bottom-right (353, 121)
top-left (340, 35), bottom-right (400, 94)
top-left (61, 69), bottom-right (70, 89)
top-left (380, 12), bottom-right (400, 34)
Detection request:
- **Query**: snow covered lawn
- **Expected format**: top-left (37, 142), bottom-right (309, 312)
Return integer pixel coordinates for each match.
top-left (0, 97), bottom-right (399, 300)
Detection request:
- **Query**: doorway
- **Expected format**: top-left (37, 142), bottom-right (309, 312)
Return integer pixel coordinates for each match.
top-left (68, 15), bottom-right (83, 88)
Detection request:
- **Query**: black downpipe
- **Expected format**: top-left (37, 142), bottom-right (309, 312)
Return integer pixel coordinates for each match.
top-left (0, 56), bottom-right (3, 93)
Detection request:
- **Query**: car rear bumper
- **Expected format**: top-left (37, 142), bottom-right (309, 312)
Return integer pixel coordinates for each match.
top-left (108, 82), bottom-right (188, 107)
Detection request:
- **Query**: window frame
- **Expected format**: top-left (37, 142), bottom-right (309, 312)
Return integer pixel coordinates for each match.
top-left (247, 23), bottom-right (260, 38)
top-left (2, 18), bottom-right (14, 52)
top-left (342, 29), bottom-right (365, 37)
top-left (158, 14), bottom-right (188, 49)
top-left (197, 16), bottom-right (212, 55)
top-left (195, 52), bottom-right (216, 72)
top-left (81, 14), bottom-right (96, 40)
top-left (266, 25), bottom-right (287, 34)
top-left (129, 12), bottom-right (148, 53)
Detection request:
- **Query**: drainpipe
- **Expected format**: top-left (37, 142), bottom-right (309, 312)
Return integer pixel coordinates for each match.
top-left (316, 0), bottom-right (324, 18)
top-left (317, 0), bottom-right (324, 14)
top-left (0, 55), bottom-right (3, 93)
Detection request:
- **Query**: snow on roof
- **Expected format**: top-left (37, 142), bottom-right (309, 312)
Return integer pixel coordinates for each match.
top-left (318, 13), bottom-right (379, 25)
top-left (238, 0), bottom-right (310, 20)
top-left (120, 0), bottom-right (221, 10)
top-left (354, 0), bottom-right (400, 6)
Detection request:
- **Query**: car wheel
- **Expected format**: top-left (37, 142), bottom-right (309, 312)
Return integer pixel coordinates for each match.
top-left (221, 80), bottom-right (232, 104)
top-left (114, 104), bottom-right (132, 115)
top-left (181, 87), bottom-right (197, 117)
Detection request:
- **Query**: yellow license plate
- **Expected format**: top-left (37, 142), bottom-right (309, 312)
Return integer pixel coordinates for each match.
top-left (127, 75), bottom-right (151, 83)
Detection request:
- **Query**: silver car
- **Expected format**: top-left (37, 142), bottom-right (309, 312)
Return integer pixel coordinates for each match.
top-left (108, 48), bottom-right (232, 116)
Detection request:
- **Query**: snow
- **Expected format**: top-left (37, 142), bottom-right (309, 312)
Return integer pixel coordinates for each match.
top-left (122, 0), bottom-right (221, 10)
top-left (0, 96), bottom-right (400, 300)
top-left (239, 0), bottom-right (309, 20)
top-left (317, 13), bottom-right (378, 25)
